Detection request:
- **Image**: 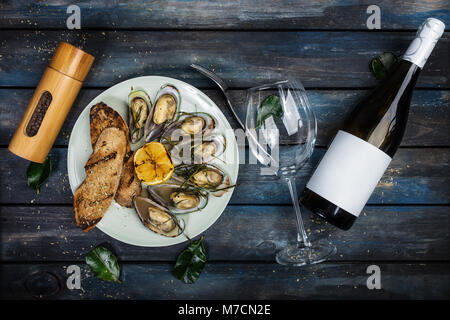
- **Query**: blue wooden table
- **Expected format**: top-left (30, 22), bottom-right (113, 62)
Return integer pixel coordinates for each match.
top-left (0, 1), bottom-right (449, 299)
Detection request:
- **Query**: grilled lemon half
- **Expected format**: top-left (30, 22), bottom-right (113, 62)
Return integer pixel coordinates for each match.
top-left (134, 142), bottom-right (174, 185)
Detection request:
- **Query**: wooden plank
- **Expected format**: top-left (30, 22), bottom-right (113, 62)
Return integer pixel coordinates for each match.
top-left (1, 1), bottom-right (449, 30)
top-left (0, 31), bottom-right (448, 88)
top-left (0, 147), bottom-right (447, 205)
top-left (1, 262), bottom-right (448, 299)
top-left (1, 205), bottom-right (448, 262)
top-left (1, 89), bottom-right (449, 147)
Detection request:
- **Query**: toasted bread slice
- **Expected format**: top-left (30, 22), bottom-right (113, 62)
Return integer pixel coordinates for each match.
top-left (74, 127), bottom-right (127, 231)
top-left (115, 151), bottom-right (142, 207)
top-left (90, 102), bottom-right (129, 148)
top-left (89, 102), bottom-right (139, 207)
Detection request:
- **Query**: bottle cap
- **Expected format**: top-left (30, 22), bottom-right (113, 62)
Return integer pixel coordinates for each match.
top-left (402, 18), bottom-right (446, 69)
top-left (49, 42), bottom-right (94, 82)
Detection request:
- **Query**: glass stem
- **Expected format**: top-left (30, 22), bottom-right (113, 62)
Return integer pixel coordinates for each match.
top-left (286, 176), bottom-right (311, 247)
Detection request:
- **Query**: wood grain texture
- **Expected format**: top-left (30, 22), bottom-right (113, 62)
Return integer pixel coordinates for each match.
top-left (0, 0), bottom-right (448, 30)
top-left (1, 262), bottom-right (448, 299)
top-left (1, 1), bottom-right (449, 301)
top-left (0, 205), bottom-right (448, 262)
top-left (0, 147), bottom-right (447, 205)
top-left (0, 31), bottom-right (448, 88)
top-left (1, 89), bottom-right (449, 147)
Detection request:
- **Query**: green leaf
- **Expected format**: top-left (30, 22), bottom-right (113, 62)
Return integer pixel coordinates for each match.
top-left (85, 246), bottom-right (121, 283)
top-left (26, 157), bottom-right (51, 194)
top-left (173, 236), bottom-right (207, 284)
top-left (371, 52), bottom-right (399, 80)
top-left (256, 94), bottom-right (283, 128)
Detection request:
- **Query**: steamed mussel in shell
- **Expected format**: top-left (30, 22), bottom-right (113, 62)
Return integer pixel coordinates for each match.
top-left (148, 183), bottom-right (208, 214)
top-left (144, 84), bottom-right (181, 142)
top-left (173, 164), bottom-right (233, 197)
top-left (160, 112), bottom-right (216, 149)
top-left (128, 88), bottom-right (152, 143)
top-left (170, 133), bottom-right (226, 165)
top-left (133, 196), bottom-right (185, 237)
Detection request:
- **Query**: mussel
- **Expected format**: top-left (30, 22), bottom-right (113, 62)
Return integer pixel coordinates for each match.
top-left (173, 164), bottom-right (233, 197)
top-left (144, 84), bottom-right (181, 142)
top-left (170, 133), bottom-right (226, 165)
top-left (160, 112), bottom-right (216, 149)
top-left (128, 88), bottom-right (152, 143)
top-left (133, 196), bottom-right (185, 237)
top-left (148, 183), bottom-right (208, 214)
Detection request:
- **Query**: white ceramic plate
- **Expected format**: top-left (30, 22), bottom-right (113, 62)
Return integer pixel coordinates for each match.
top-left (68, 76), bottom-right (239, 247)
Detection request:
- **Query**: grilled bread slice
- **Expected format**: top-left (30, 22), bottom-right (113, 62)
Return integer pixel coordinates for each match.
top-left (90, 102), bottom-right (141, 206)
top-left (90, 102), bottom-right (129, 149)
top-left (74, 127), bottom-right (127, 231)
top-left (115, 151), bottom-right (142, 207)
top-left (89, 102), bottom-right (141, 207)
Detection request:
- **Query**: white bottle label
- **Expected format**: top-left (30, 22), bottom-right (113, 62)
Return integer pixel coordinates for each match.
top-left (306, 130), bottom-right (392, 217)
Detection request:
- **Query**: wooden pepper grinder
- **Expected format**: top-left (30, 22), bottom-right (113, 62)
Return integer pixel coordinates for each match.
top-left (8, 42), bottom-right (94, 163)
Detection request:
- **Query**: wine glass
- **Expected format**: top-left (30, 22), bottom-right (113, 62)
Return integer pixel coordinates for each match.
top-left (245, 80), bottom-right (336, 266)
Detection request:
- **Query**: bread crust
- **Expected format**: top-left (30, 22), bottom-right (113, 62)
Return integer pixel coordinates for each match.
top-left (89, 102), bottom-right (140, 206)
top-left (89, 102), bottom-right (129, 150)
top-left (115, 151), bottom-right (142, 207)
top-left (74, 127), bottom-right (127, 231)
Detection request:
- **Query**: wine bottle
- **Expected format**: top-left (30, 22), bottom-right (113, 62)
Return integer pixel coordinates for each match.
top-left (300, 18), bottom-right (445, 230)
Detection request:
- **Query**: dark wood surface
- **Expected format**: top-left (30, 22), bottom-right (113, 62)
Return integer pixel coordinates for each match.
top-left (1, 263), bottom-right (449, 300)
top-left (1, 0), bottom-right (449, 30)
top-left (0, 31), bottom-right (449, 88)
top-left (0, 1), bottom-right (448, 300)
top-left (1, 205), bottom-right (448, 262)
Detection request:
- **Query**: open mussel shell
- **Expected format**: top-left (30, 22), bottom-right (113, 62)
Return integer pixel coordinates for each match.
top-left (144, 84), bottom-right (181, 142)
top-left (170, 133), bottom-right (226, 165)
top-left (160, 112), bottom-right (216, 150)
top-left (172, 164), bottom-right (233, 197)
top-left (192, 133), bottom-right (226, 163)
top-left (133, 196), bottom-right (185, 237)
top-left (148, 183), bottom-right (208, 214)
top-left (128, 89), bottom-right (152, 143)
